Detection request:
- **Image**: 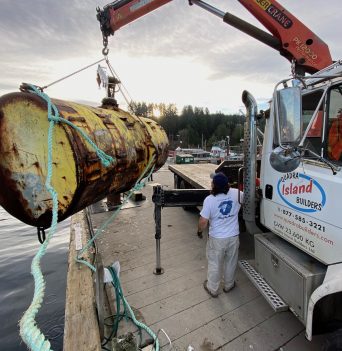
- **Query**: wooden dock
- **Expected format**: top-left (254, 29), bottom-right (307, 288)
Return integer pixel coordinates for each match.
top-left (65, 166), bottom-right (325, 350)
top-left (64, 212), bottom-right (101, 351)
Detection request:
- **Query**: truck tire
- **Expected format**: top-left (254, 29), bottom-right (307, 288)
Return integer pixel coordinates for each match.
top-left (323, 329), bottom-right (342, 351)
top-left (179, 180), bottom-right (198, 212)
top-left (174, 174), bottom-right (180, 189)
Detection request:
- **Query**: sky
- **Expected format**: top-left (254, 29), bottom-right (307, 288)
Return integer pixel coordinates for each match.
top-left (0, 0), bottom-right (341, 114)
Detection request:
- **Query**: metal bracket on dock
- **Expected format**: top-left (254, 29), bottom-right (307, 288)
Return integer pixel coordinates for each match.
top-left (152, 185), bottom-right (210, 274)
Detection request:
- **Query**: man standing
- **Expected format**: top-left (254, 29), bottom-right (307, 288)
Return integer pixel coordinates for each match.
top-left (198, 172), bottom-right (243, 297)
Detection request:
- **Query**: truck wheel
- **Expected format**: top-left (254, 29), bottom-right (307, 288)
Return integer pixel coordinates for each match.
top-left (179, 180), bottom-right (187, 189)
top-left (179, 180), bottom-right (198, 212)
top-left (174, 175), bottom-right (179, 189)
top-left (323, 329), bottom-right (342, 351)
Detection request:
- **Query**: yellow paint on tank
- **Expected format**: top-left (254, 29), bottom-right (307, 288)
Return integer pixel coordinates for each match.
top-left (0, 92), bottom-right (168, 228)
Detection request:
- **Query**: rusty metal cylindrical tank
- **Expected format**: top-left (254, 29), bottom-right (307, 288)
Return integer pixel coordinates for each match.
top-left (0, 92), bottom-right (169, 228)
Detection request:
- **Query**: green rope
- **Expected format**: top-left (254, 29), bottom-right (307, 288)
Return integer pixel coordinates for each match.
top-left (76, 155), bottom-right (156, 271)
top-left (19, 84), bottom-right (115, 351)
top-left (107, 266), bottom-right (160, 351)
top-left (19, 83), bottom-right (157, 350)
top-left (24, 84), bottom-right (115, 167)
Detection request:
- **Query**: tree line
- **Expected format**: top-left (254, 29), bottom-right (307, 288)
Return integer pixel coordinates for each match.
top-left (129, 101), bottom-right (248, 150)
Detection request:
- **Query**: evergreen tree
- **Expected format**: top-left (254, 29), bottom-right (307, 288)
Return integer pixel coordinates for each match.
top-left (128, 101), bottom-right (249, 149)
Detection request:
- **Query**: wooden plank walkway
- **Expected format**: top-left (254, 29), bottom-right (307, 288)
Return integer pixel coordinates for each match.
top-left (91, 165), bottom-right (325, 351)
top-left (64, 212), bottom-right (101, 351)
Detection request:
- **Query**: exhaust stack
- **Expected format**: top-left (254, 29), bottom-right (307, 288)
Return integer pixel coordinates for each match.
top-left (242, 90), bottom-right (262, 235)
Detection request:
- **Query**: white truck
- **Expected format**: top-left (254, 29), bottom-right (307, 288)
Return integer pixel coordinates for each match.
top-left (240, 64), bottom-right (342, 350)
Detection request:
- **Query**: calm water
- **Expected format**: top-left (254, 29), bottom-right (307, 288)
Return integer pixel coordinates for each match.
top-left (0, 206), bottom-right (69, 350)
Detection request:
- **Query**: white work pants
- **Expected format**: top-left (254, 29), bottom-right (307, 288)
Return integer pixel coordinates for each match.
top-left (206, 235), bottom-right (239, 294)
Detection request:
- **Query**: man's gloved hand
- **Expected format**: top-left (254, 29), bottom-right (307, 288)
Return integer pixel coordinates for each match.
top-left (197, 231), bottom-right (203, 239)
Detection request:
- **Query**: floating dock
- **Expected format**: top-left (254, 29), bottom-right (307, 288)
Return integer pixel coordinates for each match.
top-left (64, 166), bottom-right (325, 350)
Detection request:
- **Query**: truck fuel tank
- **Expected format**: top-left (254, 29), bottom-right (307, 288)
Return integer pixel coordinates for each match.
top-left (0, 91), bottom-right (169, 228)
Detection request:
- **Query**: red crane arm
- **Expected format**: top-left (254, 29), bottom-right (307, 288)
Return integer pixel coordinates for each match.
top-left (97, 0), bottom-right (333, 73)
top-left (237, 0), bottom-right (332, 73)
top-left (97, 0), bottom-right (173, 36)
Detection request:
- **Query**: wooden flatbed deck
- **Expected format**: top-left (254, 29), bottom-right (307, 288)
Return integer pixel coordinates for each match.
top-left (168, 163), bottom-right (217, 189)
top-left (83, 166), bottom-right (325, 350)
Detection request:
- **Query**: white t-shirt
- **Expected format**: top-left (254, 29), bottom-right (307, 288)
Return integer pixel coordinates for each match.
top-left (200, 188), bottom-right (243, 238)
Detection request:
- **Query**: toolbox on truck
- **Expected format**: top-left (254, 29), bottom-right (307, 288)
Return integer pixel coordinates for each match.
top-left (254, 233), bottom-right (326, 323)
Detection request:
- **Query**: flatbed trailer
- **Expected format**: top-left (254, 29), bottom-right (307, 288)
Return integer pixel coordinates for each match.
top-left (168, 163), bottom-right (216, 190)
top-left (168, 160), bottom-right (245, 190)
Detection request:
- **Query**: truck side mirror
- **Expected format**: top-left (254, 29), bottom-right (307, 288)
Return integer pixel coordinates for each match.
top-left (276, 86), bottom-right (302, 145)
top-left (270, 86), bottom-right (302, 173)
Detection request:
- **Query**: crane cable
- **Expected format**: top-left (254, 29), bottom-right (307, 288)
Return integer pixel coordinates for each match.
top-left (40, 58), bottom-right (106, 91)
top-left (35, 53), bottom-right (136, 112)
top-left (105, 56), bottom-right (134, 107)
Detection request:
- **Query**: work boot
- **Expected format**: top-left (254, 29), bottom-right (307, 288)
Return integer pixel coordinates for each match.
top-left (223, 281), bottom-right (236, 293)
top-left (203, 280), bottom-right (218, 298)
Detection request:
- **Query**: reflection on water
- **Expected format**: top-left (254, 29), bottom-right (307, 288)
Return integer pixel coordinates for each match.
top-left (0, 206), bottom-right (69, 351)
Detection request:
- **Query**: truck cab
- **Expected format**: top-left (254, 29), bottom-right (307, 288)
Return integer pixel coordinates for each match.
top-left (241, 61), bottom-right (342, 349)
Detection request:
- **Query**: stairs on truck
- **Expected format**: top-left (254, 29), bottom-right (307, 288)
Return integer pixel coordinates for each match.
top-left (239, 260), bottom-right (288, 312)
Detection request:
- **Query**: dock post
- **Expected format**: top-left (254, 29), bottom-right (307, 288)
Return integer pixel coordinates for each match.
top-left (153, 186), bottom-right (164, 275)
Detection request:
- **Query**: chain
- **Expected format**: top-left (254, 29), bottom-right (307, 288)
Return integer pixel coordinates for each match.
top-left (102, 34), bottom-right (109, 56)
top-left (291, 59), bottom-right (297, 78)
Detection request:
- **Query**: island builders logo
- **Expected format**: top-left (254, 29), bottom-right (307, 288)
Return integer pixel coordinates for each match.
top-left (277, 173), bottom-right (326, 213)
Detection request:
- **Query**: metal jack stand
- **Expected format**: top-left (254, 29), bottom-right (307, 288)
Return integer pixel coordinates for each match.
top-left (153, 186), bottom-right (164, 275)
top-left (152, 185), bottom-right (210, 275)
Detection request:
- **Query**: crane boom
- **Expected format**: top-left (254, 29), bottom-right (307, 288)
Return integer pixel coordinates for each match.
top-left (237, 0), bottom-right (332, 73)
top-left (97, 0), bottom-right (333, 73)
top-left (97, 0), bottom-right (172, 37)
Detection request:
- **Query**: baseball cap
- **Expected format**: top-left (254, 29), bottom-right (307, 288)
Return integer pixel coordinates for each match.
top-left (210, 172), bottom-right (229, 188)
